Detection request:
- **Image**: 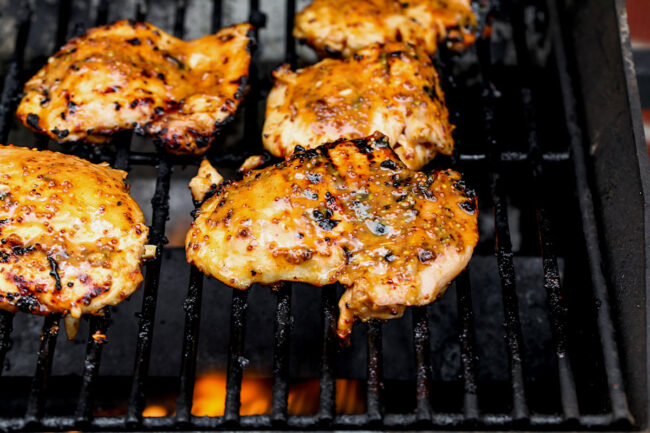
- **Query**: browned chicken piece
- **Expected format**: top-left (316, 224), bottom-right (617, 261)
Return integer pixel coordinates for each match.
top-left (0, 146), bottom-right (149, 327)
top-left (186, 133), bottom-right (478, 338)
top-left (294, 0), bottom-right (477, 58)
top-left (17, 21), bottom-right (253, 154)
top-left (263, 42), bottom-right (454, 171)
top-left (190, 159), bottom-right (224, 202)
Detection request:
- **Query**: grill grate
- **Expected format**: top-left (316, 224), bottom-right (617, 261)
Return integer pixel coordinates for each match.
top-left (0, 0), bottom-right (637, 430)
top-left (544, 0), bottom-right (631, 422)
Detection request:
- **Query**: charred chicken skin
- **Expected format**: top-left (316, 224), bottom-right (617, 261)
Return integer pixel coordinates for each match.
top-left (17, 21), bottom-right (253, 154)
top-left (0, 146), bottom-right (148, 321)
top-left (186, 133), bottom-right (478, 338)
top-left (263, 42), bottom-right (454, 171)
top-left (294, 0), bottom-right (477, 58)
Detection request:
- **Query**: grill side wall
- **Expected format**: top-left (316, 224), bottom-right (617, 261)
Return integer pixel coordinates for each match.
top-left (565, 0), bottom-right (650, 428)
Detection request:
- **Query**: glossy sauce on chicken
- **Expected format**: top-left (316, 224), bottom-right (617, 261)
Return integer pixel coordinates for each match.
top-left (263, 42), bottom-right (454, 170)
top-left (17, 21), bottom-right (253, 154)
top-left (0, 146), bottom-right (148, 318)
top-left (294, 0), bottom-right (476, 58)
top-left (186, 133), bottom-right (478, 338)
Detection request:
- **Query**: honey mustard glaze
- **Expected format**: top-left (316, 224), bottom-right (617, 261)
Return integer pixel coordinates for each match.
top-left (0, 146), bottom-right (148, 319)
top-left (187, 133), bottom-right (478, 338)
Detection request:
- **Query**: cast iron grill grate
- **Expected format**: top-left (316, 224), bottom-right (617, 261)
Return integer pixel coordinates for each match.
top-left (0, 0), bottom-right (636, 430)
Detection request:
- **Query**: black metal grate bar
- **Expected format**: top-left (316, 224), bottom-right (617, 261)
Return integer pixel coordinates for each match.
top-left (0, 411), bottom-right (631, 431)
top-left (317, 284), bottom-right (337, 423)
top-left (212, 0), bottom-right (223, 33)
top-left (126, 156), bottom-right (172, 426)
top-left (34, 132), bottom-right (49, 151)
top-left (220, 1), bottom-right (263, 423)
top-left (74, 315), bottom-right (109, 427)
top-left (135, 0), bottom-right (148, 22)
top-left (518, 76), bottom-right (581, 421)
top-left (175, 2), bottom-right (223, 424)
top-left (249, 0), bottom-right (263, 31)
top-left (412, 307), bottom-right (433, 423)
top-left (366, 320), bottom-right (383, 424)
top-left (271, 283), bottom-right (292, 423)
top-left (545, 0), bottom-right (632, 422)
top-left (285, 0), bottom-right (297, 68)
top-left (474, 34), bottom-right (530, 421)
top-left (242, 0), bottom-right (263, 152)
top-left (489, 104), bottom-right (530, 423)
top-left (267, 2), bottom-right (300, 423)
top-left (173, 0), bottom-right (187, 37)
top-left (54, 0), bottom-right (72, 50)
top-left (0, 3), bottom-right (30, 145)
top-left (536, 203), bottom-right (580, 419)
top-left (455, 270), bottom-right (480, 420)
top-left (223, 289), bottom-right (249, 424)
top-left (24, 315), bottom-right (60, 427)
top-left (175, 265), bottom-right (204, 424)
top-left (113, 133), bottom-right (133, 172)
top-left (0, 311), bottom-right (14, 378)
top-left (95, 0), bottom-right (109, 26)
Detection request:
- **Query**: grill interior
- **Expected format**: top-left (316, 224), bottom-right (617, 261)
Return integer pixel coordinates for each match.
top-left (0, 0), bottom-right (644, 431)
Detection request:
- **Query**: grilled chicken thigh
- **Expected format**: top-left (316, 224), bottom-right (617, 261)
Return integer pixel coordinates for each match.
top-left (17, 21), bottom-right (253, 154)
top-left (0, 146), bottom-right (149, 323)
top-left (263, 42), bottom-right (453, 170)
top-left (294, 0), bottom-right (476, 58)
top-left (186, 133), bottom-right (478, 338)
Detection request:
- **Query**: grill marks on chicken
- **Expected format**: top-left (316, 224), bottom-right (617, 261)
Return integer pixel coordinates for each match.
top-left (294, 0), bottom-right (477, 58)
top-left (263, 42), bottom-right (454, 170)
top-left (186, 133), bottom-right (478, 338)
top-left (0, 146), bottom-right (148, 320)
top-left (17, 20), bottom-right (253, 154)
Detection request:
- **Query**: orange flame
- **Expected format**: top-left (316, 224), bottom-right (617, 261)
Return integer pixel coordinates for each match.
top-left (335, 379), bottom-right (366, 414)
top-left (142, 405), bottom-right (167, 417)
top-left (141, 372), bottom-right (365, 417)
top-left (287, 378), bottom-right (365, 415)
top-left (191, 372), bottom-right (272, 416)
